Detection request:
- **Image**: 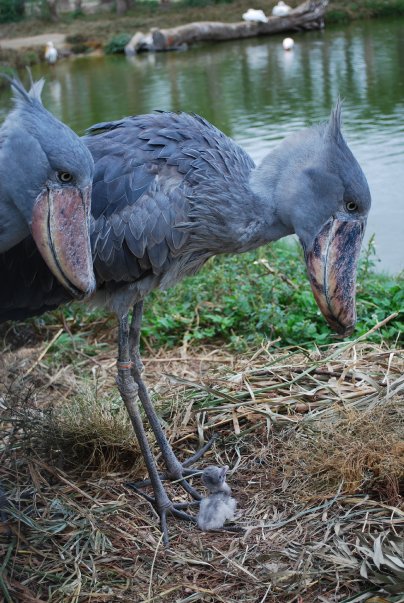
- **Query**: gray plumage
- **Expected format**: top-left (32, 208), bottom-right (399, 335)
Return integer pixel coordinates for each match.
top-left (0, 105), bottom-right (370, 327)
top-left (86, 112), bottom-right (261, 317)
top-left (0, 75), bottom-right (95, 298)
top-left (197, 466), bottom-right (237, 531)
top-left (0, 105), bottom-right (371, 543)
top-left (0, 75), bottom-right (93, 252)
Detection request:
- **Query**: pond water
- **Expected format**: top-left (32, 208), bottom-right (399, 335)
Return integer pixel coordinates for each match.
top-left (1, 17), bottom-right (403, 274)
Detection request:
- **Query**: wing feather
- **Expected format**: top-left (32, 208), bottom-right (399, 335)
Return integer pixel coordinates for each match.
top-left (0, 111), bottom-right (256, 321)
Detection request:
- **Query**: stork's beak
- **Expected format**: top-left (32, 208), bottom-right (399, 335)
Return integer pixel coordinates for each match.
top-left (304, 217), bottom-right (365, 336)
top-left (31, 185), bottom-right (96, 298)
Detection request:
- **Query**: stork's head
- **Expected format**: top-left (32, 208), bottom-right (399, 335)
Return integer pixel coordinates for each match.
top-left (201, 465), bottom-right (231, 494)
top-left (0, 76), bottom-right (95, 298)
top-left (262, 103), bottom-right (371, 335)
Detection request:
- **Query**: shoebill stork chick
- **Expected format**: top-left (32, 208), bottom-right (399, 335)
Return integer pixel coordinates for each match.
top-left (197, 466), bottom-right (237, 531)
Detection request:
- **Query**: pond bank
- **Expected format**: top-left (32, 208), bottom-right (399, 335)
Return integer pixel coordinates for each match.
top-left (1, 0), bottom-right (404, 69)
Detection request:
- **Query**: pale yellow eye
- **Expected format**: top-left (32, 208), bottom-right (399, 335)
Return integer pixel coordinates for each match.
top-left (346, 201), bottom-right (358, 212)
top-left (58, 171), bottom-right (73, 183)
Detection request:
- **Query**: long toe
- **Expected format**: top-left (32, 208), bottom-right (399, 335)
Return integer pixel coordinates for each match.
top-left (182, 436), bottom-right (217, 468)
top-left (128, 483), bottom-right (197, 545)
top-left (128, 435), bottom-right (217, 500)
top-left (127, 482), bottom-right (199, 511)
top-left (127, 467), bottom-right (203, 501)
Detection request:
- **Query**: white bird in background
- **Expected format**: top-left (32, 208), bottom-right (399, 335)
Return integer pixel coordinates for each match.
top-left (282, 37), bottom-right (295, 50)
top-left (272, 1), bottom-right (292, 17)
top-left (197, 466), bottom-right (237, 531)
top-left (44, 41), bottom-right (58, 64)
top-left (242, 8), bottom-right (269, 23)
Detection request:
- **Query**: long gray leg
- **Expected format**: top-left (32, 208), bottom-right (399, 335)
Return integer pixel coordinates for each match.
top-left (128, 302), bottom-right (214, 498)
top-left (116, 314), bottom-right (194, 544)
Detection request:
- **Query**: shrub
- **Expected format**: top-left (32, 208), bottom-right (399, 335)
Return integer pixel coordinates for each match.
top-left (104, 33), bottom-right (131, 54)
top-left (0, 0), bottom-right (25, 23)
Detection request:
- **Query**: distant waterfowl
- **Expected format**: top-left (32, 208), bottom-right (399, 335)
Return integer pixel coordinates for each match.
top-left (44, 41), bottom-right (58, 64)
top-left (242, 8), bottom-right (268, 23)
top-left (272, 1), bottom-right (292, 16)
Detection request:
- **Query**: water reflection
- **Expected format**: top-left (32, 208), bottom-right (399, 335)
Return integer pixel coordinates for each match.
top-left (0, 18), bottom-right (403, 272)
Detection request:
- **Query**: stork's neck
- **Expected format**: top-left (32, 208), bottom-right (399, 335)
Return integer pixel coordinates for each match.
top-left (213, 481), bottom-right (231, 496)
top-left (185, 154), bottom-right (293, 258)
top-left (246, 152), bottom-right (295, 247)
top-left (0, 118), bottom-right (34, 249)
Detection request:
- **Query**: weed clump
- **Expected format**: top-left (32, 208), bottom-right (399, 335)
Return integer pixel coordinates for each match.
top-left (2, 384), bottom-right (141, 473)
top-left (279, 399), bottom-right (404, 505)
top-left (45, 390), bottom-right (142, 471)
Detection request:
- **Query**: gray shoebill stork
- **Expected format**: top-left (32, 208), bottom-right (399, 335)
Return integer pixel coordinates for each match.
top-left (0, 75), bottom-right (95, 297)
top-left (0, 103), bottom-right (371, 543)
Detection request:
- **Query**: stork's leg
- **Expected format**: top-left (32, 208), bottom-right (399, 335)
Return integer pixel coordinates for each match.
top-left (116, 314), bottom-right (195, 544)
top-left (128, 302), bottom-right (213, 498)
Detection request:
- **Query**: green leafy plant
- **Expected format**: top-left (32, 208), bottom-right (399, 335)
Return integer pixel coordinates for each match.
top-left (104, 33), bottom-right (131, 55)
top-left (0, 0), bottom-right (25, 23)
top-left (31, 240), bottom-right (403, 353)
top-left (137, 240), bottom-right (403, 349)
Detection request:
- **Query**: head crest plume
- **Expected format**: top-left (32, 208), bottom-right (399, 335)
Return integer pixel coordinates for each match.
top-left (326, 97), bottom-right (343, 140)
top-left (0, 71), bottom-right (45, 106)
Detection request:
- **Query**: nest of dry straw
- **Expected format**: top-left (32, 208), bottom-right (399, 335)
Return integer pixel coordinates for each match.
top-left (0, 317), bottom-right (403, 602)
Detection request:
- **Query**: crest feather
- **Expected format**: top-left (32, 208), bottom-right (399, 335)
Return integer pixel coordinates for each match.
top-left (0, 72), bottom-right (44, 106)
top-left (327, 97), bottom-right (343, 140)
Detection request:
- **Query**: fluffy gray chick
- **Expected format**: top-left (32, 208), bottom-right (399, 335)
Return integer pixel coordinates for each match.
top-left (197, 465), bottom-right (237, 531)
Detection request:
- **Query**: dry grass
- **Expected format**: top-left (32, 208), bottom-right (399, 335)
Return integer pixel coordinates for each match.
top-left (0, 315), bottom-right (403, 602)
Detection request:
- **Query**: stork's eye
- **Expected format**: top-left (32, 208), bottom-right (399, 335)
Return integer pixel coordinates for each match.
top-left (57, 171), bottom-right (73, 183)
top-left (346, 201), bottom-right (358, 212)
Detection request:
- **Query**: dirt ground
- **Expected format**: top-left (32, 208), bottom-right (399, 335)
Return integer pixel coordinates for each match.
top-left (0, 32), bottom-right (66, 49)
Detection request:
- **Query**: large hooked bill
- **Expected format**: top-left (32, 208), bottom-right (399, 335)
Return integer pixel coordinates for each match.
top-left (304, 217), bottom-right (365, 336)
top-left (31, 185), bottom-right (96, 299)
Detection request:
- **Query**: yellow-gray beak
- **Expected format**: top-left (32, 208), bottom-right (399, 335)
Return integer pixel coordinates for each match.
top-left (305, 217), bottom-right (365, 336)
top-left (31, 184), bottom-right (95, 298)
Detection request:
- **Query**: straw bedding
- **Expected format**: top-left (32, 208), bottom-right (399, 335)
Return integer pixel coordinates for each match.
top-left (0, 316), bottom-right (403, 602)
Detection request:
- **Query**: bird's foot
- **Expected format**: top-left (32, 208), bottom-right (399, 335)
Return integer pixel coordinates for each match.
top-left (127, 435), bottom-right (217, 500)
top-left (128, 483), bottom-right (198, 545)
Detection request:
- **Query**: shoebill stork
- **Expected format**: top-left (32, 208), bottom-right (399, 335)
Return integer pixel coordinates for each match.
top-left (0, 75), bottom-right (95, 298)
top-left (0, 103), bottom-right (371, 543)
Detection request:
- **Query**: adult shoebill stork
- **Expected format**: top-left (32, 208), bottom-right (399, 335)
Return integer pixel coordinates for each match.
top-left (0, 76), bottom-right (95, 297)
top-left (0, 103), bottom-right (371, 543)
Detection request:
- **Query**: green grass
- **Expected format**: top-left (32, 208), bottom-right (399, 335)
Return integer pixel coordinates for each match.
top-left (53, 239), bottom-right (403, 354)
top-left (327, 0), bottom-right (404, 23)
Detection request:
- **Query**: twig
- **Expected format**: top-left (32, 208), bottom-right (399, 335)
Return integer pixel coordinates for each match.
top-left (148, 531), bottom-right (164, 601)
top-left (22, 328), bottom-right (64, 378)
